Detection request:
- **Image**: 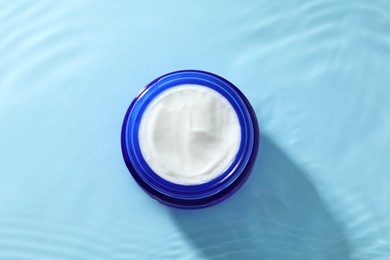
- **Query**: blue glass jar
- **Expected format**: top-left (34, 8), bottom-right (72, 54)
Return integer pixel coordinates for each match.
top-left (121, 70), bottom-right (260, 209)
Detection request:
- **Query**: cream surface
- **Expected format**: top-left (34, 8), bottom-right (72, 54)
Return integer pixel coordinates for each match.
top-left (138, 84), bottom-right (241, 185)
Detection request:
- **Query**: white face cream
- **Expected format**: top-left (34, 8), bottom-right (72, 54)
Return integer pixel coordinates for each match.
top-left (138, 84), bottom-right (241, 185)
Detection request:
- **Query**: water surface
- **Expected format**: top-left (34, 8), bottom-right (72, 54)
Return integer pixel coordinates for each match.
top-left (0, 0), bottom-right (389, 259)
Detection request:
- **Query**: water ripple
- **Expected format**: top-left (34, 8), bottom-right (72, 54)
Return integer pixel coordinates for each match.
top-left (1, 0), bottom-right (389, 259)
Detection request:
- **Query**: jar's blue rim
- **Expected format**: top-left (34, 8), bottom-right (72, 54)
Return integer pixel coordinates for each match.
top-left (121, 70), bottom-right (260, 209)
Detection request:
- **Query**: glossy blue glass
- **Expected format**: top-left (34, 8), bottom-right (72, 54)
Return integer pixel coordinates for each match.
top-left (121, 70), bottom-right (260, 208)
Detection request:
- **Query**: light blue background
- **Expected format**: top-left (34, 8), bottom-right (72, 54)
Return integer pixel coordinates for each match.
top-left (1, 1), bottom-right (390, 259)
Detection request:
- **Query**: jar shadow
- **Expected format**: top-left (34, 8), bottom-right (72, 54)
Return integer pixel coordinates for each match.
top-left (170, 135), bottom-right (350, 259)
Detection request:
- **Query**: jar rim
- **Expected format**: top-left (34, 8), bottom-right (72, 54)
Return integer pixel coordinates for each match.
top-left (121, 70), bottom-right (260, 209)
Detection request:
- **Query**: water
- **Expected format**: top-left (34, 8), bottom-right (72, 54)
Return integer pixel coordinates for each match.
top-left (0, 0), bottom-right (389, 259)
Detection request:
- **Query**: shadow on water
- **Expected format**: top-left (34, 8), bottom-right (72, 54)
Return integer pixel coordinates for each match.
top-left (171, 135), bottom-right (350, 260)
